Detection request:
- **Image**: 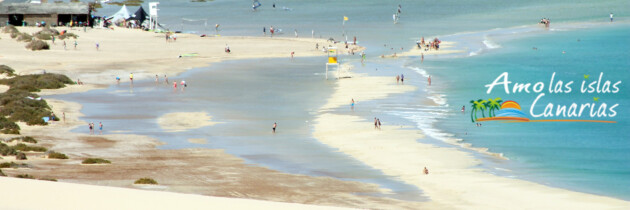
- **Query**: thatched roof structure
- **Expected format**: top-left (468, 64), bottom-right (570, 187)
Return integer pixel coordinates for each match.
top-left (0, 3), bottom-right (90, 15)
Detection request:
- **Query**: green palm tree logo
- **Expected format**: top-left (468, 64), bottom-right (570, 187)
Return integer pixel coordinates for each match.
top-left (486, 97), bottom-right (503, 117)
top-left (469, 99), bottom-right (488, 122)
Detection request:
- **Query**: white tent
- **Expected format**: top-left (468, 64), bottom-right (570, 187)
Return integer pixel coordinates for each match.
top-left (108, 5), bottom-right (130, 23)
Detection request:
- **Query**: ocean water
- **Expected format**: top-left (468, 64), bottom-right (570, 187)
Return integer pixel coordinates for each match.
top-left (55, 0), bottom-right (630, 201)
top-left (408, 24), bottom-right (630, 199)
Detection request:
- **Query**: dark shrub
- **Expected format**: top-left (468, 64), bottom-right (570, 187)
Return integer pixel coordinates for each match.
top-left (12, 143), bottom-right (47, 152)
top-left (0, 116), bottom-right (20, 134)
top-left (134, 178), bottom-right (158, 185)
top-left (15, 174), bottom-right (34, 179)
top-left (16, 33), bottom-right (33, 42)
top-left (82, 158), bottom-right (111, 164)
top-left (58, 32), bottom-right (78, 40)
top-left (15, 152), bottom-right (27, 160)
top-left (0, 161), bottom-right (27, 168)
top-left (0, 73), bottom-right (74, 92)
top-left (26, 39), bottom-right (50, 51)
top-left (39, 177), bottom-right (57, 182)
top-left (48, 151), bottom-right (68, 159)
top-left (0, 169), bottom-right (5, 176)
top-left (10, 136), bottom-right (37, 144)
top-left (0, 65), bottom-right (16, 76)
top-left (0, 142), bottom-right (17, 156)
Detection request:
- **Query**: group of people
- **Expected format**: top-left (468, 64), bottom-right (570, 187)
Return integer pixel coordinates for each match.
top-left (416, 37), bottom-right (441, 51)
top-left (539, 18), bottom-right (551, 28)
top-left (396, 74), bottom-right (405, 84)
top-left (374, 117), bottom-right (382, 129)
top-left (88, 122), bottom-right (103, 135)
top-left (165, 32), bottom-right (177, 42)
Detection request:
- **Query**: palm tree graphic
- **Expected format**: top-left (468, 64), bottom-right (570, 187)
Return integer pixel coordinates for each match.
top-left (470, 99), bottom-right (488, 122)
top-left (486, 97), bottom-right (503, 117)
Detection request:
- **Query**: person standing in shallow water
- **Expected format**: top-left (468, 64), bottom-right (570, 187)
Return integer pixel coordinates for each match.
top-left (99, 122), bottom-right (103, 135)
top-left (273, 122), bottom-right (277, 133)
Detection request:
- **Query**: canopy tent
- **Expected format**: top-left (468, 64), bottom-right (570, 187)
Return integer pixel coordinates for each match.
top-left (127, 6), bottom-right (148, 24)
top-left (107, 4), bottom-right (130, 23)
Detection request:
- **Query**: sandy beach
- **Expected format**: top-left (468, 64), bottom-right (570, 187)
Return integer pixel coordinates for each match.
top-left (312, 69), bottom-right (630, 209)
top-left (1, 26), bottom-right (360, 85)
top-left (1, 4), bottom-right (629, 207)
top-left (0, 26), bottom-right (417, 209)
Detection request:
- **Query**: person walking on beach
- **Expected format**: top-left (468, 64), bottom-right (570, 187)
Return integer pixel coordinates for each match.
top-left (63, 41), bottom-right (67, 50)
top-left (155, 75), bottom-right (159, 84)
top-left (173, 81), bottom-right (177, 89)
top-left (129, 73), bottom-right (134, 84)
top-left (610, 13), bottom-right (614, 22)
top-left (400, 74), bottom-right (404, 84)
top-left (396, 75), bottom-right (400, 84)
top-left (273, 122), bottom-right (277, 133)
top-left (89, 123), bottom-right (93, 135)
top-left (74, 40), bottom-right (77, 50)
top-left (95, 43), bottom-right (99, 51)
top-left (377, 118), bottom-right (382, 129)
top-left (116, 76), bottom-right (120, 84)
top-left (351, 98), bottom-right (355, 109)
top-left (428, 75), bottom-right (431, 86)
top-left (270, 26), bottom-right (274, 37)
top-left (263, 27), bottom-right (266, 36)
top-left (291, 52), bottom-right (295, 60)
top-left (374, 118), bottom-right (378, 129)
top-left (294, 29), bottom-right (298, 38)
top-left (165, 75), bottom-right (169, 84)
top-left (52, 35), bottom-right (55, 44)
top-left (462, 105), bottom-right (466, 112)
top-left (99, 122), bottom-right (103, 135)
top-left (62, 112), bottom-right (65, 123)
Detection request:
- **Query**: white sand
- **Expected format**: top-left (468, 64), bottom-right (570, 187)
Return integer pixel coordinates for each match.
top-left (0, 27), bottom-right (358, 85)
top-left (157, 112), bottom-right (218, 132)
top-left (0, 177), bottom-right (351, 210)
top-left (312, 69), bottom-right (630, 209)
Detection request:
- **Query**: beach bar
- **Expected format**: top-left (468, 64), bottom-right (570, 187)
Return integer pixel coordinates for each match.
top-left (0, 1), bottom-right (91, 27)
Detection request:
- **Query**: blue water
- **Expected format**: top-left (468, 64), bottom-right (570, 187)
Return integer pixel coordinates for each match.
top-left (66, 0), bottom-right (630, 201)
top-left (411, 24), bottom-right (630, 199)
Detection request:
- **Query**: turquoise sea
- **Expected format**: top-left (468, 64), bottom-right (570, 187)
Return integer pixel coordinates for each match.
top-left (57, 0), bottom-right (630, 200)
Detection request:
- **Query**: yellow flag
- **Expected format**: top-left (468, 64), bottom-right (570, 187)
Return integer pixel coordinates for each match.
top-left (344, 16), bottom-right (348, 21)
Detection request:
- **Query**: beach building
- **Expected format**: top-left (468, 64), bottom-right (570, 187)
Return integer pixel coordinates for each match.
top-left (0, 1), bottom-right (92, 27)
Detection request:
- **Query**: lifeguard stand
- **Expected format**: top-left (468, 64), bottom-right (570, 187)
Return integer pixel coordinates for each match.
top-left (325, 47), bottom-right (340, 79)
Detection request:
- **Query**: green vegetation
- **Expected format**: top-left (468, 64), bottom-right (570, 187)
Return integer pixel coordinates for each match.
top-left (82, 158), bottom-right (111, 164)
top-left (0, 90), bottom-right (51, 126)
top-left (15, 174), bottom-right (34, 179)
top-left (58, 32), bottom-right (78, 40)
top-left (0, 142), bottom-right (17, 156)
top-left (26, 39), bottom-right (51, 51)
top-left (0, 65), bottom-right (16, 76)
top-left (107, 0), bottom-right (144, 6)
top-left (0, 74), bottom-right (72, 126)
top-left (16, 33), bottom-right (33, 42)
top-left (39, 177), bottom-right (58, 182)
top-left (15, 152), bottom-right (27, 160)
top-left (12, 143), bottom-right (47, 152)
top-left (10, 136), bottom-right (38, 144)
top-left (0, 169), bottom-right (5, 176)
top-left (0, 161), bottom-right (28, 168)
top-left (0, 73), bottom-right (74, 92)
top-left (47, 151), bottom-right (68, 159)
top-left (134, 177), bottom-right (158, 185)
